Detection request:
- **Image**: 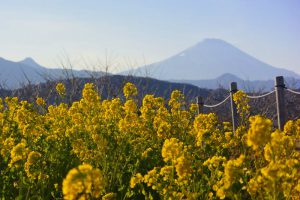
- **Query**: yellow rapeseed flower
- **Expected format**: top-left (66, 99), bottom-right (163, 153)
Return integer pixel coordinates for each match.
top-left (168, 90), bottom-right (185, 111)
top-left (175, 155), bottom-right (192, 178)
top-left (36, 97), bottom-right (46, 106)
top-left (189, 103), bottom-right (199, 114)
top-left (160, 166), bottom-right (174, 181)
top-left (130, 173), bottom-right (143, 188)
top-left (143, 168), bottom-right (159, 187)
top-left (82, 83), bottom-right (100, 102)
top-left (56, 83), bottom-right (66, 96)
top-left (203, 156), bottom-right (226, 171)
top-left (223, 155), bottom-right (245, 190)
top-left (123, 82), bottom-right (138, 99)
top-left (162, 138), bottom-right (183, 163)
top-left (25, 151), bottom-right (42, 179)
top-left (9, 141), bottom-right (28, 168)
top-left (62, 164), bottom-right (105, 200)
top-left (247, 115), bottom-right (272, 150)
top-left (233, 91), bottom-right (250, 121)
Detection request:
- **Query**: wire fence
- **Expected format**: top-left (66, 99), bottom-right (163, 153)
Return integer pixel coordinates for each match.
top-left (286, 88), bottom-right (300, 95)
top-left (197, 76), bottom-right (300, 132)
top-left (199, 89), bottom-right (277, 110)
top-left (203, 95), bottom-right (230, 108)
top-left (246, 90), bottom-right (275, 99)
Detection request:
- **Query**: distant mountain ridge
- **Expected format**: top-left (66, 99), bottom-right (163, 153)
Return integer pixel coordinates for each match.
top-left (178, 73), bottom-right (300, 92)
top-left (2, 39), bottom-right (300, 90)
top-left (0, 57), bottom-right (105, 89)
top-left (124, 39), bottom-right (300, 81)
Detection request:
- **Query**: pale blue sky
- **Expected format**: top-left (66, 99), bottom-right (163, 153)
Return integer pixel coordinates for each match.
top-left (0, 0), bottom-right (299, 73)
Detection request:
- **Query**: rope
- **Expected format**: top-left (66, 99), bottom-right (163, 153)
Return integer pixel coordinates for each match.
top-left (199, 87), bottom-right (299, 109)
top-left (286, 88), bottom-right (300, 95)
top-left (247, 90), bottom-right (275, 99)
top-left (203, 95), bottom-right (231, 108)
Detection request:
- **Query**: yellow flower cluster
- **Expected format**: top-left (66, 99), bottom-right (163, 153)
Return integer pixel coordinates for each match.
top-left (36, 97), bottom-right (46, 106)
top-left (204, 155), bottom-right (245, 199)
top-left (162, 138), bottom-right (192, 179)
top-left (9, 141), bottom-right (28, 168)
top-left (247, 115), bottom-right (272, 150)
top-left (233, 90), bottom-right (250, 123)
top-left (1, 82), bottom-right (300, 199)
top-left (130, 173), bottom-right (144, 188)
top-left (223, 154), bottom-right (245, 190)
top-left (56, 82), bottom-right (66, 96)
top-left (168, 90), bottom-right (185, 111)
top-left (175, 155), bottom-right (192, 179)
top-left (24, 151), bottom-right (42, 179)
top-left (130, 137), bottom-right (194, 198)
top-left (161, 138), bottom-right (183, 162)
top-left (123, 82), bottom-right (138, 99)
top-left (143, 168), bottom-right (159, 189)
top-left (247, 129), bottom-right (300, 199)
top-left (82, 83), bottom-right (100, 102)
top-left (203, 156), bottom-right (226, 171)
top-left (62, 164), bottom-right (105, 200)
top-left (284, 119), bottom-right (300, 137)
top-left (193, 113), bottom-right (218, 146)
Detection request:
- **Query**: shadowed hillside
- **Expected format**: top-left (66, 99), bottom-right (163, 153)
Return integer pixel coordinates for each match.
top-left (0, 75), bottom-right (211, 105)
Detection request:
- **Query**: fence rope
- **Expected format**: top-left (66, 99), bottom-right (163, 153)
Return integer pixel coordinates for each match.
top-left (246, 90), bottom-right (275, 99)
top-left (203, 95), bottom-right (231, 108)
top-left (285, 88), bottom-right (300, 95)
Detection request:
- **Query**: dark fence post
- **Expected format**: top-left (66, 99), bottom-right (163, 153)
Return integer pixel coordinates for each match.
top-left (197, 96), bottom-right (204, 114)
top-left (230, 82), bottom-right (238, 134)
top-left (275, 76), bottom-right (286, 131)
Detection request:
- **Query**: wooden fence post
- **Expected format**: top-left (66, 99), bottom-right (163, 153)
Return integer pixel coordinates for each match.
top-left (230, 82), bottom-right (238, 134)
top-left (275, 76), bottom-right (286, 131)
top-left (197, 96), bottom-right (204, 114)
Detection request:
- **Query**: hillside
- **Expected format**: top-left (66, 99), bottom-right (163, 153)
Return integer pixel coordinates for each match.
top-left (0, 75), bottom-right (211, 105)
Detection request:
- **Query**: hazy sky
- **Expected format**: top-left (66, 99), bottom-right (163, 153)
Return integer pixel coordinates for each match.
top-left (0, 0), bottom-right (300, 73)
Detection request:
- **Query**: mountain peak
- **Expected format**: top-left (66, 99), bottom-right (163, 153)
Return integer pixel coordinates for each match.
top-left (190, 38), bottom-right (237, 52)
top-left (19, 57), bottom-right (41, 68)
top-left (217, 73), bottom-right (240, 79)
top-left (130, 39), bottom-right (300, 81)
top-left (22, 57), bottom-right (35, 62)
top-left (195, 38), bottom-right (232, 46)
top-left (202, 38), bottom-right (227, 43)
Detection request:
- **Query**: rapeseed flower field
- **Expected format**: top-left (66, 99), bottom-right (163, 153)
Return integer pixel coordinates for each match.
top-left (0, 83), bottom-right (299, 199)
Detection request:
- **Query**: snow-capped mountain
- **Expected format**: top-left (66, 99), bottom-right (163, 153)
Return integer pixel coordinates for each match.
top-left (125, 39), bottom-right (299, 81)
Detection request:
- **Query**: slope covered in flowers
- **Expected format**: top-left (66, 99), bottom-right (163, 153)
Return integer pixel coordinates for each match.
top-left (0, 82), bottom-right (300, 199)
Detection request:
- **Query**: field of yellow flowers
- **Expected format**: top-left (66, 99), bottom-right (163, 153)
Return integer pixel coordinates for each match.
top-left (0, 82), bottom-right (300, 199)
